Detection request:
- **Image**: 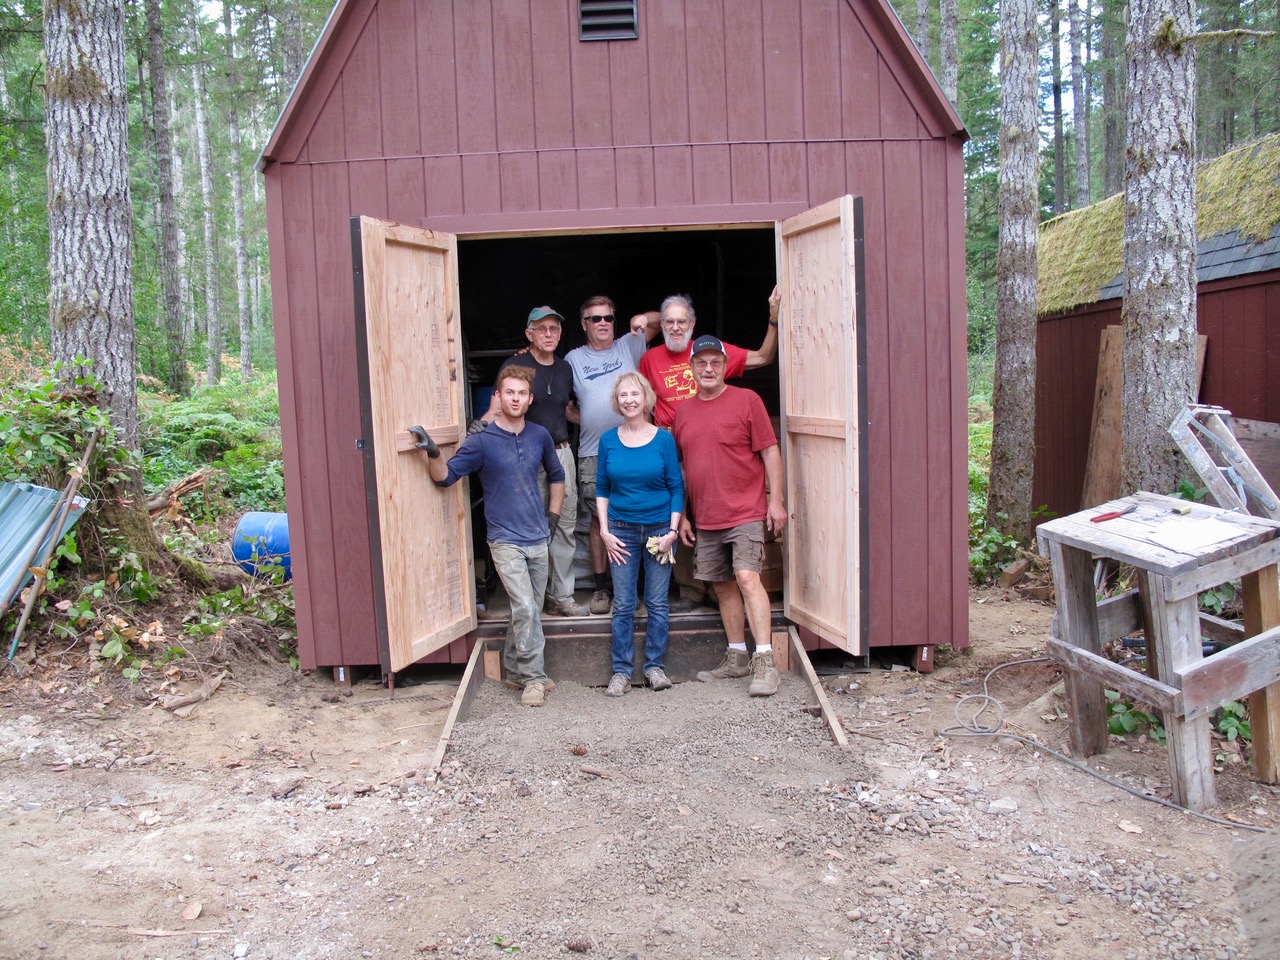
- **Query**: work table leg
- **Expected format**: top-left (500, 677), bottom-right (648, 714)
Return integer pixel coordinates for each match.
top-left (1242, 566), bottom-right (1280, 783)
top-left (1149, 575), bottom-right (1217, 811)
top-left (1047, 541), bottom-right (1108, 758)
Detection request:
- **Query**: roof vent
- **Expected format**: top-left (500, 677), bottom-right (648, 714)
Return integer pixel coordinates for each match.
top-left (579, 0), bottom-right (639, 41)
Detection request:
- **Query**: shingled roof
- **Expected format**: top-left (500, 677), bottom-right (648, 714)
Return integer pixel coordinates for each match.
top-left (1038, 133), bottom-right (1280, 316)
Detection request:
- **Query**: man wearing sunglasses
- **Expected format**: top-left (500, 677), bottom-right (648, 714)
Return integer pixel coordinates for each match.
top-left (566, 296), bottom-right (661, 615)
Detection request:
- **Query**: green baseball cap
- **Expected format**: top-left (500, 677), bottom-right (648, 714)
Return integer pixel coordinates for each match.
top-left (527, 306), bottom-right (564, 327)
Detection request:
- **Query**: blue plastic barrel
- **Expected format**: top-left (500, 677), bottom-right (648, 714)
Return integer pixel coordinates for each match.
top-left (232, 512), bottom-right (292, 581)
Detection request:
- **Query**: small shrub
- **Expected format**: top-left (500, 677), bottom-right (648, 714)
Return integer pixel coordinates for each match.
top-left (1216, 700), bottom-right (1251, 742)
top-left (1105, 689), bottom-right (1166, 743)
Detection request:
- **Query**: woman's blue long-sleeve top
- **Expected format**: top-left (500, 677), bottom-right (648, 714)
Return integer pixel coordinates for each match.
top-left (596, 428), bottom-right (684, 526)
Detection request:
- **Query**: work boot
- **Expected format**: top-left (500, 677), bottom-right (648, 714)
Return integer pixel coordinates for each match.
top-left (645, 667), bottom-right (673, 691)
top-left (503, 677), bottom-right (556, 694)
top-left (668, 595), bottom-right (696, 614)
top-left (521, 681), bottom-right (546, 707)
top-left (605, 673), bottom-right (631, 697)
top-left (748, 651), bottom-right (779, 697)
top-left (696, 648), bottom-right (751, 682)
top-left (545, 597), bottom-right (591, 617)
top-left (588, 590), bottom-right (612, 615)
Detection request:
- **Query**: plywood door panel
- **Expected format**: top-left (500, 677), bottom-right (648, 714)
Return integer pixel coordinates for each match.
top-left (777, 195), bottom-right (867, 654)
top-left (353, 217), bottom-right (476, 674)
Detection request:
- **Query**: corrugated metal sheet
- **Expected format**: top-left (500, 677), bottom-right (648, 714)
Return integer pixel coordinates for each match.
top-left (0, 481), bottom-right (89, 611)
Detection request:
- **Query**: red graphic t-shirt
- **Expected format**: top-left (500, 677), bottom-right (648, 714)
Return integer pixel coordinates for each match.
top-left (638, 340), bottom-right (749, 427)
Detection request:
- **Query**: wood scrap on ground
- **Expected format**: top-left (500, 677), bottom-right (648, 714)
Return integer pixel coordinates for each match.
top-left (158, 671), bottom-right (225, 718)
top-left (146, 468), bottom-right (215, 518)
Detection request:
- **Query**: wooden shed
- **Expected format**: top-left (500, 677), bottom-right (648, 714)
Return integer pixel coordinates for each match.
top-left (1034, 135), bottom-right (1280, 520)
top-left (260, 0), bottom-right (970, 679)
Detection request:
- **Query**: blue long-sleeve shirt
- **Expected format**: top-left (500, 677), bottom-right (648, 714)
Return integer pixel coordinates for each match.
top-left (596, 428), bottom-right (684, 525)
top-left (434, 421), bottom-right (564, 546)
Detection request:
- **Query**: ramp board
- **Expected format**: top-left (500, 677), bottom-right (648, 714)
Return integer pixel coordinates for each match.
top-left (352, 216), bottom-right (476, 676)
top-left (776, 196), bottom-right (869, 654)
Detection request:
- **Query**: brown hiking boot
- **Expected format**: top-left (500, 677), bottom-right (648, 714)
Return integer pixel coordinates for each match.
top-left (521, 681), bottom-right (546, 706)
top-left (588, 590), bottom-right (612, 615)
top-left (748, 651), bottom-right (779, 697)
top-left (696, 648), bottom-right (751, 682)
top-left (544, 597), bottom-right (591, 617)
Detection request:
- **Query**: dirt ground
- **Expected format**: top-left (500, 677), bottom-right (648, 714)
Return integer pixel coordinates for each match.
top-left (1, 588), bottom-right (1276, 960)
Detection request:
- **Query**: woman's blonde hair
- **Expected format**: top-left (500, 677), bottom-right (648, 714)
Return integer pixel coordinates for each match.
top-left (609, 371), bottom-right (657, 416)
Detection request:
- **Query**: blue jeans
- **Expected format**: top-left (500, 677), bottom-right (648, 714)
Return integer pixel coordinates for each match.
top-left (608, 520), bottom-right (672, 677)
top-left (489, 541), bottom-right (549, 684)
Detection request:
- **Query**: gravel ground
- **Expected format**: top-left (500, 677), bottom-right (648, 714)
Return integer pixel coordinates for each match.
top-left (0, 594), bottom-right (1274, 960)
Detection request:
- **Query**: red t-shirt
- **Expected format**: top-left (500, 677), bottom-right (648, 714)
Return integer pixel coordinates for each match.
top-left (639, 341), bottom-right (749, 427)
top-left (672, 385), bottom-right (777, 530)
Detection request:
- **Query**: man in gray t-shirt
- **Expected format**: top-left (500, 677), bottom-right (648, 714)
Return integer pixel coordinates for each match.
top-left (566, 295), bottom-right (659, 614)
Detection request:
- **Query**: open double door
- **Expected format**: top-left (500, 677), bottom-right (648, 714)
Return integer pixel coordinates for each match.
top-left (352, 196), bottom-right (868, 678)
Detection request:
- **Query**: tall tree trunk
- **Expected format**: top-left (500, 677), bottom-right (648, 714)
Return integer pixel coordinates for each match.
top-left (224, 0), bottom-right (252, 381)
top-left (44, 0), bottom-right (165, 569)
top-left (986, 0), bottom-right (1040, 541)
top-left (1120, 0), bottom-right (1198, 495)
top-left (917, 0), bottom-right (931, 60)
top-left (940, 0), bottom-right (958, 102)
top-left (1051, 0), bottom-right (1065, 213)
top-left (1069, 0), bottom-right (1090, 207)
top-left (168, 81), bottom-right (192, 347)
top-left (1101, 0), bottom-right (1124, 196)
top-left (45, 0), bottom-right (139, 452)
top-left (146, 0), bottom-right (187, 396)
top-left (189, 5), bottom-right (221, 386)
top-left (281, 3), bottom-right (305, 92)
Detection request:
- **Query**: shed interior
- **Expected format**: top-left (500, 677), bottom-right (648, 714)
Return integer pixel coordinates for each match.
top-left (454, 225), bottom-right (784, 604)
top-left (457, 226), bottom-right (780, 410)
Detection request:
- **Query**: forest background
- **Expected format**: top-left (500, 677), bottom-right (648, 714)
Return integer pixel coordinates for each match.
top-left (1, 0), bottom-right (1279, 578)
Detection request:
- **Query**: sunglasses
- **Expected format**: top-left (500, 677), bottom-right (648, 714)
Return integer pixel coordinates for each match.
top-left (585, 314), bottom-right (615, 324)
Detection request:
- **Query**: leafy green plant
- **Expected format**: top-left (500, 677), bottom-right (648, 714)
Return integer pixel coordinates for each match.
top-left (0, 359), bottom-right (134, 492)
top-left (1174, 479), bottom-right (1209, 502)
top-left (1199, 580), bottom-right (1239, 617)
top-left (969, 523), bottom-right (1021, 583)
top-left (1105, 689), bottom-right (1167, 743)
top-left (1215, 700), bottom-right (1251, 742)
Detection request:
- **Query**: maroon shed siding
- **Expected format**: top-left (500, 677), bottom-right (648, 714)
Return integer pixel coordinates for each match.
top-left (261, 0), bottom-right (970, 670)
top-left (1033, 269), bottom-right (1280, 521)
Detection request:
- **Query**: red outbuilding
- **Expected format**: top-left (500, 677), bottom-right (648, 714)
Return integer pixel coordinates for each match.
top-left (260, 0), bottom-right (970, 680)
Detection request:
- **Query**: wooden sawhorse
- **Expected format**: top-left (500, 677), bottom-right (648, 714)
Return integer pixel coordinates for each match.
top-left (1038, 491), bottom-right (1280, 811)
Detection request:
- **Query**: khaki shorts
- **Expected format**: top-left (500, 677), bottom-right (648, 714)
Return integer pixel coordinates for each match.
top-left (578, 456), bottom-right (598, 524)
top-left (694, 521), bottom-right (765, 581)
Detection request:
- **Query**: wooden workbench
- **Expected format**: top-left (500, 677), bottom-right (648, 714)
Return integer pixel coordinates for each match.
top-left (1037, 491), bottom-right (1280, 811)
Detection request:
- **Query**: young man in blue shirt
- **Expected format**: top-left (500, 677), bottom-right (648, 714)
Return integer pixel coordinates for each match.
top-left (411, 365), bottom-right (565, 706)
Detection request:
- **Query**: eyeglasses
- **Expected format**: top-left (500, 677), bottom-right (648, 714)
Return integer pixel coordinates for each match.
top-left (585, 314), bottom-right (615, 324)
top-left (661, 318), bottom-right (691, 328)
top-left (693, 358), bottom-right (725, 369)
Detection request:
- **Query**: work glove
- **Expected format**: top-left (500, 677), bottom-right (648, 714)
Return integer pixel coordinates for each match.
top-left (408, 425), bottom-right (440, 459)
top-left (547, 512), bottom-right (560, 545)
top-left (646, 536), bottom-right (676, 564)
top-left (467, 418), bottom-right (488, 437)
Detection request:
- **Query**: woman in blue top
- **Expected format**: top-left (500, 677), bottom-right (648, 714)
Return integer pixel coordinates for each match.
top-left (596, 372), bottom-right (684, 696)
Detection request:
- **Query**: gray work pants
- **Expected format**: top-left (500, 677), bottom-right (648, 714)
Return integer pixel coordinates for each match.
top-left (537, 445), bottom-right (578, 604)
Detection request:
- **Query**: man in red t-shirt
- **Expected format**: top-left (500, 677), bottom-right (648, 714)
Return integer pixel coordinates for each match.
top-left (672, 335), bottom-right (788, 697)
top-left (638, 288), bottom-right (781, 428)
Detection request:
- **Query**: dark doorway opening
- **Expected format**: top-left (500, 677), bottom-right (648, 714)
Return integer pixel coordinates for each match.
top-left (457, 226), bottom-right (780, 414)
top-left (456, 225), bottom-right (782, 612)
